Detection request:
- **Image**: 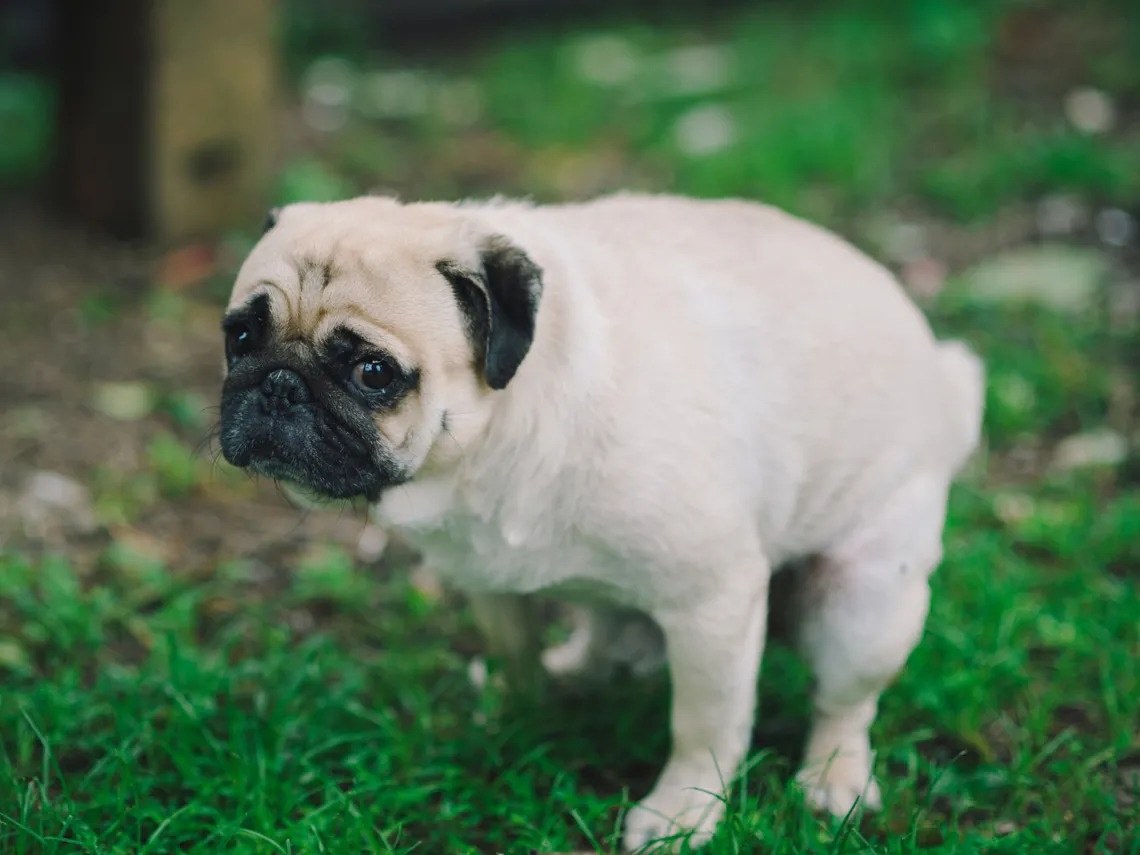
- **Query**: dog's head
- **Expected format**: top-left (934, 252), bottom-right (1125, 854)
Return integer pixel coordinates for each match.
top-left (217, 197), bottom-right (543, 501)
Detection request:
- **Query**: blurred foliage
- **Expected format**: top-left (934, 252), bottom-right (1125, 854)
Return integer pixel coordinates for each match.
top-left (0, 73), bottom-right (52, 184)
top-left (275, 157), bottom-right (355, 205)
top-left (268, 0), bottom-right (1140, 225)
top-left (0, 0), bottom-right (1136, 227)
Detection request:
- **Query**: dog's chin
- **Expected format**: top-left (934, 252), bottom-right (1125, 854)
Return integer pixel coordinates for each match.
top-left (259, 469), bottom-right (370, 512)
top-left (242, 454), bottom-right (391, 503)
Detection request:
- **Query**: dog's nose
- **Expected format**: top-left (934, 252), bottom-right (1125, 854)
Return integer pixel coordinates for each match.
top-left (261, 368), bottom-right (312, 413)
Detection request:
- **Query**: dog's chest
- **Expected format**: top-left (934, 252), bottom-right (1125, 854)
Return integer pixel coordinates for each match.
top-left (376, 477), bottom-right (631, 598)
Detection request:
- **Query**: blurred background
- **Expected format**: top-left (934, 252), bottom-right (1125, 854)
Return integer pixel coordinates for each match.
top-left (1, 1), bottom-right (1138, 852)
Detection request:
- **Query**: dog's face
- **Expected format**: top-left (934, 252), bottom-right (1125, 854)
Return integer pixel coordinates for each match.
top-left (217, 197), bottom-right (543, 501)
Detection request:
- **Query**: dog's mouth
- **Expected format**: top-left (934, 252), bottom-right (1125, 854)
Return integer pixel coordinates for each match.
top-left (219, 394), bottom-right (399, 502)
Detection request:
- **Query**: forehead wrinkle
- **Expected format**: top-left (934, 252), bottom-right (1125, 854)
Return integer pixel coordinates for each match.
top-left (284, 246), bottom-right (354, 338)
top-left (291, 255), bottom-right (323, 325)
top-left (314, 311), bottom-right (416, 368)
top-left (241, 282), bottom-right (298, 334)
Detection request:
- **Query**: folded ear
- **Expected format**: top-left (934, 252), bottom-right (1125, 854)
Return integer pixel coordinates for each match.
top-left (436, 235), bottom-right (544, 390)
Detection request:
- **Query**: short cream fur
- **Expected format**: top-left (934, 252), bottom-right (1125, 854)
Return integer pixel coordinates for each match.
top-left (224, 193), bottom-right (985, 850)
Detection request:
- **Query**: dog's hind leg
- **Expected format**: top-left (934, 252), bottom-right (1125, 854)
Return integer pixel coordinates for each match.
top-left (793, 476), bottom-right (950, 816)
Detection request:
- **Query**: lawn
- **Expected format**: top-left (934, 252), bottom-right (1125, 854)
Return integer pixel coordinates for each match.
top-left (1, 0), bottom-right (1138, 853)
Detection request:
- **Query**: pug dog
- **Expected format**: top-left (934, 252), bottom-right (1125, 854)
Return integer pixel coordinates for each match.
top-left (218, 193), bottom-right (984, 851)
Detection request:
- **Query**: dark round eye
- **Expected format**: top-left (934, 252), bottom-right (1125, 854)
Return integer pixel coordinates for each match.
top-left (353, 359), bottom-right (397, 392)
top-left (225, 323), bottom-right (254, 360)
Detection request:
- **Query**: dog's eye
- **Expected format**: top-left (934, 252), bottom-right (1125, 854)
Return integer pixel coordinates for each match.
top-left (225, 323), bottom-right (255, 362)
top-left (353, 359), bottom-right (397, 392)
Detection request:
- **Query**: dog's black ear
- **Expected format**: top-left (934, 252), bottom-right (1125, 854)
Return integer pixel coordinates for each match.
top-left (262, 207), bottom-right (281, 234)
top-left (437, 235), bottom-right (544, 390)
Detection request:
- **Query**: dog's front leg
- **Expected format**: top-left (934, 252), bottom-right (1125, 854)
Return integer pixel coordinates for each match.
top-left (623, 569), bottom-right (769, 851)
top-left (468, 592), bottom-right (543, 696)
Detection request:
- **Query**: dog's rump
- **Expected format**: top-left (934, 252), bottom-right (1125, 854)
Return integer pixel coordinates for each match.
top-left (937, 339), bottom-right (985, 472)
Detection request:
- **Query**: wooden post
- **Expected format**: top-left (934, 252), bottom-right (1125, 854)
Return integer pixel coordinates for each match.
top-left (55, 0), bottom-right (278, 242)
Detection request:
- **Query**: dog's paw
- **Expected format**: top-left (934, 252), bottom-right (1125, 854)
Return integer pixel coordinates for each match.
top-left (796, 757), bottom-right (882, 817)
top-left (622, 784), bottom-right (723, 852)
top-left (541, 637), bottom-right (612, 682)
top-left (542, 611), bottom-right (666, 688)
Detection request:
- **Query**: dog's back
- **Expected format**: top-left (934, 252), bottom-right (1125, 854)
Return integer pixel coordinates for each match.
top-left (472, 193), bottom-right (983, 558)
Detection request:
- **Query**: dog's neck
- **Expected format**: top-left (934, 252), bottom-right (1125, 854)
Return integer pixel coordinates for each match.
top-left (377, 233), bottom-right (610, 539)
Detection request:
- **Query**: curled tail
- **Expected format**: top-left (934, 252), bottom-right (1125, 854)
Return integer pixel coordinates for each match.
top-left (938, 339), bottom-right (985, 472)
